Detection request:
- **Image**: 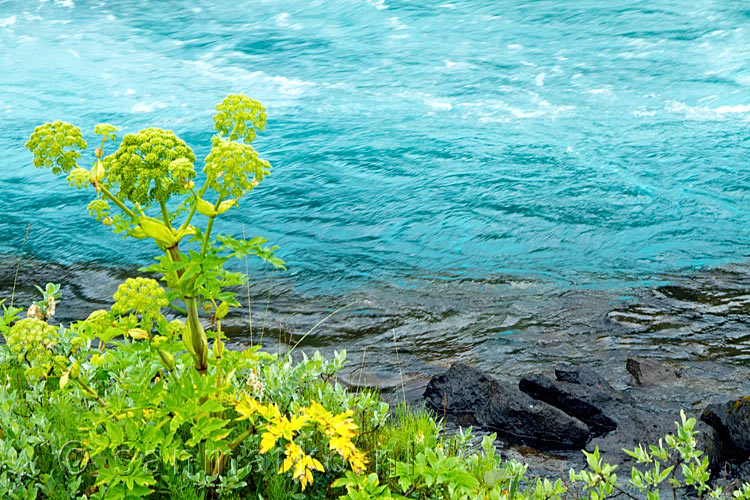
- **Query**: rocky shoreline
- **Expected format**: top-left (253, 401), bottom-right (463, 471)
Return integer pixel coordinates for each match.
top-left (422, 359), bottom-right (750, 483)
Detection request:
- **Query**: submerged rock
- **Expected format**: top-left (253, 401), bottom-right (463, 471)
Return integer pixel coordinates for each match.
top-left (424, 363), bottom-right (590, 449)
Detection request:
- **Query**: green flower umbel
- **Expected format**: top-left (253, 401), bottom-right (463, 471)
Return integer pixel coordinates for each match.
top-left (104, 128), bottom-right (196, 206)
top-left (112, 277), bottom-right (168, 332)
top-left (25, 121), bottom-right (87, 174)
top-left (5, 318), bottom-right (58, 361)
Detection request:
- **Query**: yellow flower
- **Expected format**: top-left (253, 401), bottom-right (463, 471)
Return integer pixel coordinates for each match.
top-left (259, 411), bottom-right (306, 454)
top-left (279, 441), bottom-right (324, 491)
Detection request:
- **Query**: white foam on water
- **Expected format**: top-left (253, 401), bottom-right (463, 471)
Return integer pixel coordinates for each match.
top-left (132, 101), bottom-right (167, 113)
top-left (535, 72), bottom-right (546, 86)
top-left (715, 104), bottom-right (750, 114)
top-left (55, 0), bottom-right (74, 7)
top-left (586, 88), bottom-right (610, 95)
top-left (368, 0), bottom-right (387, 10)
top-left (387, 16), bottom-right (408, 30)
top-left (0, 16), bottom-right (17, 28)
top-left (661, 100), bottom-right (750, 120)
top-left (424, 97), bottom-right (452, 111)
top-left (275, 12), bottom-right (302, 30)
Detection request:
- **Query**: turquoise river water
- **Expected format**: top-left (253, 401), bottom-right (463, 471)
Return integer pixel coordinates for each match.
top-left (2, 1), bottom-right (750, 398)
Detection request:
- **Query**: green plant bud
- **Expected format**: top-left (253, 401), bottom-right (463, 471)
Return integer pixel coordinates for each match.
top-left (138, 216), bottom-right (177, 246)
top-left (158, 349), bottom-right (175, 370)
top-left (181, 326), bottom-right (195, 356)
top-left (89, 159), bottom-right (105, 183)
top-left (213, 338), bottom-right (224, 358)
top-left (129, 227), bottom-right (147, 239)
top-left (102, 217), bottom-right (113, 226)
top-left (128, 328), bottom-right (150, 340)
top-left (215, 301), bottom-right (230, 320)
top-left (216, 199), bottom-right (236, 215)
top-left (195, 198), bottom-right (218, 218)
top-left (174, 225), bottom-right (197, 242)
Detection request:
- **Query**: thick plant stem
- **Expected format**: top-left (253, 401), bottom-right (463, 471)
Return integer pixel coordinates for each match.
top-left (184, 297), bottom-right (208, 374)
top-left (165, 246), bottom-right (208, 375)
top-left (160, 201), bottom-right (172, 230)
top-left (200, 195), bottom-right (223, 256)
top-left (97, 184), bottom-right (137, 220)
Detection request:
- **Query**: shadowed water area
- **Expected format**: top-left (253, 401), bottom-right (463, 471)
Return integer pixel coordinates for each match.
top-left (2, 0), bottom-right (750, 464)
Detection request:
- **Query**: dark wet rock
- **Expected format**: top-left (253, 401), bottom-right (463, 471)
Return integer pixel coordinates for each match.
top-left (695, 420), bottom-right (726, 475)
top-left (587, 410), bottom-right (678, 465)
top-left (519, 373), bottom-right (617, 435)
top-left (626, 357), bottom-right (681, 386)
top-left (701, 399), bottom-right (750, 460)
top-left (424, 363), bottom-right (590, 449)
top-left (554, 363), bottom-right (615, 392)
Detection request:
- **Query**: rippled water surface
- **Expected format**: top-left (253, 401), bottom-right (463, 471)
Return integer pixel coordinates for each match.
top-left (3, 0), bottom-right (750, 288)
top-left (2, 1), bottom-right (750, 392)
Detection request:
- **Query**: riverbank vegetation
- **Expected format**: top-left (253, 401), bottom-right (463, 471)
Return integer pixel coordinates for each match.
top-left (2, 94), bottom-right (748, 500)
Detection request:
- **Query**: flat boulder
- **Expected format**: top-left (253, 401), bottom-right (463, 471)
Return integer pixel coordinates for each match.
top-left (555, 363), bottom-right (615, 392)
top-left (519, 373), bottom-right (617, 435)
top-left (424, 363), bottom-right (590, 449)
top-left (626, 357), bottom-right (681, 386)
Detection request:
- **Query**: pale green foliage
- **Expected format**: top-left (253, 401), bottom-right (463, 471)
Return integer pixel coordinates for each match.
top-left (568, 411), bottom-right (746, 500)
top-left (25, 120), bottom-right (87, 174)
top-left (213, 94), bottom-right (267, 143)
top-left (204, 137), bottom-right (270, 199)
top-left (104, 127), bottom-right (196, 205)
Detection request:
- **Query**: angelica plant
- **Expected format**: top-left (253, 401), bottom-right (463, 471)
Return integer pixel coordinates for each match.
top-left (26, 94), bottom-right (284, 376)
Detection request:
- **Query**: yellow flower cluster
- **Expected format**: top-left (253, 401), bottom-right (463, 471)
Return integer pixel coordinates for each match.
top-left (235, 395), bottom-right (368, 491)
top-left (304, 401), bottom-right (368, 474)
